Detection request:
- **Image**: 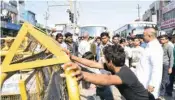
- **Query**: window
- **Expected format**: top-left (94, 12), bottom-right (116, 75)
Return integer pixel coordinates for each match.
top-left (163, 9), bottom-right (175, 21)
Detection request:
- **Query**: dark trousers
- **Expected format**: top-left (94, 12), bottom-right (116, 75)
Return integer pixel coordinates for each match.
top-left (166, 67), bottom-right (175, 96)
top-left (96, 86), bottom-right (114, 100)
top-left (160, 64), bottom-right (170, 96)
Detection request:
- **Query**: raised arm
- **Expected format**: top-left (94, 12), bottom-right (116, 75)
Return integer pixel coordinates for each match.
top-left (71, 55), bottom-right (104, 69)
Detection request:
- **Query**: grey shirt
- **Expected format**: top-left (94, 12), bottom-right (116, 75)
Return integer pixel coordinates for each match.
top-left (162, 43), bottom-right (174, 68)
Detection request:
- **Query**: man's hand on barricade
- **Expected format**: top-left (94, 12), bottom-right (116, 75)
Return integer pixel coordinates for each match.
top-left (60, 62), bottom-right (84, 81)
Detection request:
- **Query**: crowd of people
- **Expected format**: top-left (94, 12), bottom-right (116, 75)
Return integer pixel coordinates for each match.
top-left (55, 27), bottom-right (175, 100)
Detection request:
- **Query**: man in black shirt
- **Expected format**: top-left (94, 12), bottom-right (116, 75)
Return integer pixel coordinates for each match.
top-left (61, 45), bottom-right (149, 100)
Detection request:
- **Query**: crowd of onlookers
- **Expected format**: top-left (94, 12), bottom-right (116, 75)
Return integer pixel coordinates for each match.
top-left (53, 26), bottom-right (175, 100)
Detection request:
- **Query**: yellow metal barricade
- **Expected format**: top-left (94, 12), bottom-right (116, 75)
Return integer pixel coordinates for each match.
top-left (1, 22), bottom-right (80, 100)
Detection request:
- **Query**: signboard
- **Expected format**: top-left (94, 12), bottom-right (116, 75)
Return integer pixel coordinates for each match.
top-left (161, 18), bottom-right (175, 29)
top-left (162, 1), bottom-right (175, 14)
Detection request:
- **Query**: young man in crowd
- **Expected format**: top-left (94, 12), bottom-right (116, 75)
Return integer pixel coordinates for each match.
top-left (55, 33), bottom-right (67, 49)
top-left (61, 45), bottom-right (149, 100)
top-left (166, 35), bottom-right (175, 97)
top-left (97, 32), bottom-right (121, 100)
top-left (159, 35), bottom-right (174, 100)
top-left (120, 38), bottom-right (132, 67)
top-left (130, 37), bottom-right (144, 74)
top-left (80, 51), bottom-right (98, 100)
top-left (64, 32), bottom-right (78, 56)
top-left (95, 37), bottom-right (101, 62)
top-left (98, 32), bottom-right (112, 72)
top-left (112, 34), bottom-right (120, 45)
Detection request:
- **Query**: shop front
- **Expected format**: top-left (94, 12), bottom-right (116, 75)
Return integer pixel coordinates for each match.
top-left (161, 1), bottom-right (175, 35)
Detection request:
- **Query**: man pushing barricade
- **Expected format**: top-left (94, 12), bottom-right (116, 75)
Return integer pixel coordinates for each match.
top-left (61, 44), bottom-right (150, 100)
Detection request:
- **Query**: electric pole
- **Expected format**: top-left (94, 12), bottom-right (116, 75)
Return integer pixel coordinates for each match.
top-left (44, 1), bottom-right (49, 34)
top-left (17, 0), bottom-right (20, 24)
top-left (136, 4), bottom-right (141, 20)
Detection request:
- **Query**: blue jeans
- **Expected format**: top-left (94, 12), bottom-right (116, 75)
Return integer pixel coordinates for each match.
top-left (160, 64), bottom-right (170, 96)
top-left (96, 86), bottom-right (114, 100)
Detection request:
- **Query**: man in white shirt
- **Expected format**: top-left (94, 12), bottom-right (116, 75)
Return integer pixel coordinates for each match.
top-left (120, 38), bottom-right (132, 67)
top-left (78, 32), bottom-right (90, 57)
top-left (136, 27), bottom-right (163, 99)
top-left (130, 37), bottom-right (144, 74)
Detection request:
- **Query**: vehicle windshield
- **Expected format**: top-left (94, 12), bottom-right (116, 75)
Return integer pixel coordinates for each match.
top-left (129, 23), bottom-right (156, 35)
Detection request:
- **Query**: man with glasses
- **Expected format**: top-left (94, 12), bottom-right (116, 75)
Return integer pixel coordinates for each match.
top-left (136, 27), bottom-right (163, 99)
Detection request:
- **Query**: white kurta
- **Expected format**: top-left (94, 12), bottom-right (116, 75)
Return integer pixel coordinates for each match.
top-left (136, 39), bottom-right (163, 99)
top-left (78, 40), bottom-right (91, 57)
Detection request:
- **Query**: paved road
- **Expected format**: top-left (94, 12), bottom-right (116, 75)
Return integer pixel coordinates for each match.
top-left (164, 88), bottom-right (175, 100)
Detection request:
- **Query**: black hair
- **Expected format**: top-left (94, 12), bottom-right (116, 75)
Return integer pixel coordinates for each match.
top-left (112, 35), bottom-right (120, 39)
top-left (55, 33), bottom-right (63, 40)
top-left (126, 36), bottom-right (131, 40)
top-left (103, 45), bottom-right (125, 67)
top-left (100, 32), bottom-right (110, 38)
top-left (168, 35), bottom-right (172, 40)
top-left (120, 38), bottom-right (126, 44)
top-left (96, 37), bottom-right (101, 40)
top-left (159, 35), bottom-right (168, 39)
top-left (64, 32), bottom-right (72, 38)
top-left (136, 34), bottom-right (144, 39)
top-left (133, 36), bottom-right (140, 40)
top-left (82, 51), bottom-right (94, 60)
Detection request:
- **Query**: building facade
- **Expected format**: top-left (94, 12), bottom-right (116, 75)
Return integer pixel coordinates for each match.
top-left (161, 1), bottom-right (175, 34)
top-left (142, 0), bottom-right (175, 35)
top-left (1, 0), bottom-right (37, 37)
top-left (1, 0), bottom-right (21, 36)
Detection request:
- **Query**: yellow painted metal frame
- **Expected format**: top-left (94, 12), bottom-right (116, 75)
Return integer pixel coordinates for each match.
top-left (1, 37), bottom-right (29, 56)
top-left (18, 80), bottom-right (28, 100)
top-left (35, 71), bottom-right (41, 100)
top-left (1, 22), bottom-right (80, 100)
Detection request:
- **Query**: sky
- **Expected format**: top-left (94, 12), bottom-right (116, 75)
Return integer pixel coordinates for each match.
top-left (25, 0), bottom-right (154, 31)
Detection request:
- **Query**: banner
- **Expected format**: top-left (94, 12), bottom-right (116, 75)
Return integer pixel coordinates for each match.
top-left (161, 18), bottom-right (175, 29)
